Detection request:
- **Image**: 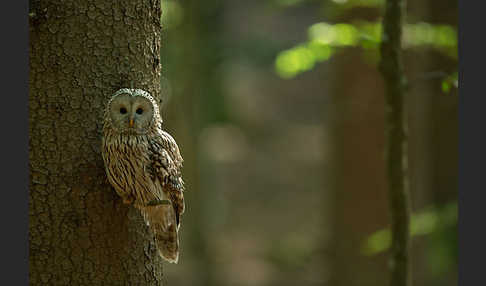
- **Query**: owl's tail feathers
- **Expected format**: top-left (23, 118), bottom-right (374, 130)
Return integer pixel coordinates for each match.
top-left (140, 204), bottom-right (180, 264)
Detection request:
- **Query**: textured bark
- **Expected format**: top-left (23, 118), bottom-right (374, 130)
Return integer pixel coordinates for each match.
top-left (379, 0), bottom-right (411, 286)
top-left (29, 0), bottom-right (165, 284)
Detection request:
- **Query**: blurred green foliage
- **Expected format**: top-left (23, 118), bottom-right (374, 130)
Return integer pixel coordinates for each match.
top-left (272, 0), bottom-right (383, 8)
top-left (159, 0), bottom-right (458, 285)
top-left (273, 0), bottom-right (306, 7)
top-left (441, 72), bottom-right (458, 94)
top-left (362, 202), bottom-right (457, 255)
top-left (275, 21), bottom-right (457, 78)
top-left (361, 201), bottom-right (457, 277)
top-left (161, 0), bottom-right (184, 30)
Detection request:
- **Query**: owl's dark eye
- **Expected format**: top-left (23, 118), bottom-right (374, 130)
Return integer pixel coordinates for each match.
top-left (120, 107), bottom-right (127, 114)
top-left (136, 108), bottom-right (143, 115)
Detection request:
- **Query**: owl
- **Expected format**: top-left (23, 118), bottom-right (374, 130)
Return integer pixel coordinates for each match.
top-left (101, 88), bottom-right (185, 263)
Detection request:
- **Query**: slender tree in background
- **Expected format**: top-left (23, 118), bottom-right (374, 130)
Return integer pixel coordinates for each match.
top-left (29, 1), bottom-right (165, 284)
top-left (379, 0), bottom-right (411, 285)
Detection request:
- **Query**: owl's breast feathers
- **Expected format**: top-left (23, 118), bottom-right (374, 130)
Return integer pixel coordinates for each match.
top-left (102, 134), bottom-right (161, 204)
top-left (103, 130), bottom-right (185, 226)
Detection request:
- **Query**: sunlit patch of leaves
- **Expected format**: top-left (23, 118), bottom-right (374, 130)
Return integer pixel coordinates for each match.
top-left (271, 0), bottom-right (384, 9)
top-left (361, 202), bottom-right (457, 256)
top-left (275, 43), bottom-right (333, 79)
top-left (275, 22), bottom-right (457, 79)
top-left (441, 72), bottom-right (458, 94)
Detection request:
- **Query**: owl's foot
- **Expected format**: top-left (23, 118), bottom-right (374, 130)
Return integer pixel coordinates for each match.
top-left (122, 195), bottom-right (134, 205)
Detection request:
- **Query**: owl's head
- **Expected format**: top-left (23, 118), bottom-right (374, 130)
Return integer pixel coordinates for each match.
top-left (105, 88), bottom-right (162, 135)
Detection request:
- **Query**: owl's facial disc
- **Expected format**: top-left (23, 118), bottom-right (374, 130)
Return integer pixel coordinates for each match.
top-left (109, 94), bottom-right (155, 134)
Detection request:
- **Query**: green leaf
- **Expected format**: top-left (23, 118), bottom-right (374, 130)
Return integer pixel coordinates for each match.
top-left (275, 21), bottom-right (457, 79)
top-left (361, 202), bottom-right (457, 256)
top-left (441, 81), bottom-right (451, 93)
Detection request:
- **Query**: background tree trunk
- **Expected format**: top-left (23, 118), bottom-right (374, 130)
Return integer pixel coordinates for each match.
top-left (379, 0), bottom-right (411, 285)
top-left (327, 0), bottom-right (456, 285)
top-left (28, 1), bottom-right (165, 284)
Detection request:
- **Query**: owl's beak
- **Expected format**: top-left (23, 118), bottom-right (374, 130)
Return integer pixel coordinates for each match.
top-left (129, 119), bottom-right (134, 127)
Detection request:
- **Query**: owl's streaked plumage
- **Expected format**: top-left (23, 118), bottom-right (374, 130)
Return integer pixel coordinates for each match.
top-left (101, 88), bottom-right (185, 263)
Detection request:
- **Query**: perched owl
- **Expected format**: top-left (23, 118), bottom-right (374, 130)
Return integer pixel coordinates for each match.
top-left (101, 88), bottom-right (185, 263)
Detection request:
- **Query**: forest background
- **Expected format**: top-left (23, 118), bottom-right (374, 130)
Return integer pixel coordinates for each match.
top-left (161, 0), bottom-right (457, 285)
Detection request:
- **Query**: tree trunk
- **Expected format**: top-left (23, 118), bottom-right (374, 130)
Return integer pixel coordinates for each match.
top-left (328, 50), bottom-right (389, 286)
top-left (379, 0), bottom-right (411, 285)
top-left (29, 1), bottom-right (165, 284)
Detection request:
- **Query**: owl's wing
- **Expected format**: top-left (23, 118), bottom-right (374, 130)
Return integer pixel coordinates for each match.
top-left (148, 130), bottom-right (185, 228)
top-left (158, 129), bottom-right (184, 170)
